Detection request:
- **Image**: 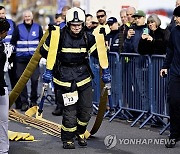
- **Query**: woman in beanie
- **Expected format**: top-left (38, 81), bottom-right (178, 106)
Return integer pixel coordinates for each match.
top-left (160, 6), bottom-right (180, 148)
top-left (138, 13), bottom-right (170, 55)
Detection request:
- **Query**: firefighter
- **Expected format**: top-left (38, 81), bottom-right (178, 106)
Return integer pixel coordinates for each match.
top-left (40, 7), bottom-right (111, 149)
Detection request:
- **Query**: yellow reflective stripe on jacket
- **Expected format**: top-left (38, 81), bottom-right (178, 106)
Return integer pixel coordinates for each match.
top-left (53, 78), bottom-right (71, 87)
top-left (88, 43), bottom-right (97, 54)
top-left (46, 26), bottom-right (60, 70)
top-left (53, 77), bottom-right (91, 87)
top-left (61, 125), bottom-right (77, 132)
top-left (61, 48), bottom-right (87, 53)
top-left (43, 43), bottom-right (49, 51)
top-left (76, 77), bottom-right (91, 87)
top-left (77, 119), bottom-right (88, 126)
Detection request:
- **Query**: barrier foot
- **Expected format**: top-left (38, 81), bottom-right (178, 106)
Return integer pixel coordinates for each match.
top-left (139, 114), bottom-right (153, 129)
top-left (155, 115), bottom-right (166, 126)
top-left (121, 111), bottom-right (129, 120)
top-left (131, 112), bottom-right (145, 127)
top-left (109, 108), bottom-right (122, 122)
top-left (159, 123), bottom-right (170, 135)
top-left (104, 110), bottom-right (109, 118)
top-left (125, 110), bottom-right (133, 118)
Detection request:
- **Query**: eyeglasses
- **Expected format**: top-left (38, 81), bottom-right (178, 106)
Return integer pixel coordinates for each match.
top-left (97, 15), bottom-right (105, 19)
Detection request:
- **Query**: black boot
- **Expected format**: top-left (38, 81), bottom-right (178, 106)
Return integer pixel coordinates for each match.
top-left (63, 141), bottom-right (75, 149)
top-left (77, 134), bottom-right (87, 146)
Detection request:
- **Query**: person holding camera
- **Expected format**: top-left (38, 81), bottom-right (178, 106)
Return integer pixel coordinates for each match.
top-left (123, 10), bottom-right (147, 53)
top-left (138, 14), bottom-right (170, 55)
top-left (0, 17), bottom-right (10, 154)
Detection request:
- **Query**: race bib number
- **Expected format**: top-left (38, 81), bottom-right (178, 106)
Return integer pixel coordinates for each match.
top-left (63, 91), bottom-right (78, 106)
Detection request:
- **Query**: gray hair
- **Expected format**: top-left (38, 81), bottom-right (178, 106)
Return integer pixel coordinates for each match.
top-left (147, 14), bottom-right (161, 27)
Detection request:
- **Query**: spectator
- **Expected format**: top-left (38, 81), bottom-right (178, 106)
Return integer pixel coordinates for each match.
top-left (91, 16), bottom-right (99, 30)
top-left (126, 6), bottom-right (136, 26)
top-left (0, 6), bottom-right (22, 109)
top-left (105, 17), bottom-right (120, 52)
top-left (60, 6), bottom-right (71, 29)
top-left (123, 10), bottom-right (148, 120)
top-left (120, 8), bottom-right (129, 27)
top-left (119, 8), bottom-right (130, 51)
top-left (138, 14), bottom-right (170, 55)
top-left (0, 17), bottom-right (10, 154)
top-left (160, 6), bottom-right (180, 148)
top-left (123, 6), bottom-right (136, 39)
top-left (123, 10), bottom-right (147, 53)
top-left (11, 10), bottom-right (43, 111)
top-left (85, 14), bottom-right (93, 32)
top-left (94, 9), bottom-right (110, 35)
top-left (54, 13), bottom-right (64, 26)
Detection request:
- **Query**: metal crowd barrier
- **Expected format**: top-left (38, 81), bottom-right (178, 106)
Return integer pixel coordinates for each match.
top-left (144, 55), bottom-right (170, 134)
top-left (109, 53), bottom-right (152, 125)
top-left (90, 52), bottom-right (170, 134)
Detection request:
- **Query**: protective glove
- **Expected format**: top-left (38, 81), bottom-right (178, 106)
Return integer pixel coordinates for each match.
top-left (42, 69), bottom-right (53, 83)
top-left (102, 68), bottom-right (111, 83)
top-left (48, 24), bottom-right (56, 31)
top-left (99, 27), bottom-right (106, 36)
top-left (0, 87), bottom-right (5, 96)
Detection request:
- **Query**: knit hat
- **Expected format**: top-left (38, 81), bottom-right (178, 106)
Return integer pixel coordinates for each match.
top-left (173, 6), bottom-right (180, 17)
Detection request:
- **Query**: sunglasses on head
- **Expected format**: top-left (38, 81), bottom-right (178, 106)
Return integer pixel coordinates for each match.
top-left (97, 15), bottom-right (105, 19)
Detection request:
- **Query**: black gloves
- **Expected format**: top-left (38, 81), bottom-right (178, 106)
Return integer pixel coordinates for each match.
top-left (0, 87), bottom-right (5, 96)
top-left (99, 27), bottom-right (106, 36)
top-left (48, 24), bottom-right (56, 31)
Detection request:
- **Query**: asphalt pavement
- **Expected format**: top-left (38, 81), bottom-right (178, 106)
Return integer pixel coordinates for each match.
top-left (8, 102), bottom-right (180, 154)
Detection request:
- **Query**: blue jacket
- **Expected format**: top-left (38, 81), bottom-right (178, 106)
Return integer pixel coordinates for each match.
top-left (16, 23), bottom-right (40, 58)
top-left (123, 25), bottom-right (147, 53)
